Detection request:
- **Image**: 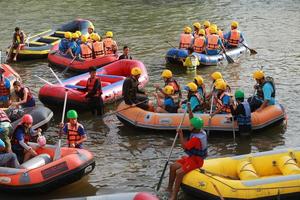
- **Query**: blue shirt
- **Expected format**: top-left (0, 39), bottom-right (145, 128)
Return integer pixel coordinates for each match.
top-left (222, 94), bottom-right (230, 105)
top-left (262, 82), bottom-right (275, 105)
top-left (59, 38), bottom-right (69, 53)
top-left (181, 96), bottom-right (201, 112)
top-left (206, 38), bottom-right (223, 55)
top-left (164, 97), bottom-right (175, 107)
top-left (68, 41), bottom-right (81, 56)
top-left (12, 126), bottom-right (35, 149)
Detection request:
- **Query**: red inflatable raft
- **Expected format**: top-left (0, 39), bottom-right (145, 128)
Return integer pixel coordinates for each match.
top-left (1, 63), bottom-right (20, 86)
top-left (38, 59), bottom-right (148, 108)
top-left (48, 43), bottom-right (118, 73)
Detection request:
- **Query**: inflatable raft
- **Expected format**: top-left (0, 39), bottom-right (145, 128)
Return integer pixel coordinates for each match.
top-left (116, 102), bottom-right (285, 133)
top-left (6, 19), bottom-right (93, 61)
top-left (77, 192), bottom-right (159, 200)
top-left (182, 147), bottom-right (300, 199)
top-left (39, 59), bottom-right (148, 108)
top-left (165, 45), bottom-right (247, 66)
top-left (0, 142), bottom-right (95, 192)
top-left (1, 63), bottom-right (20, 89)
top-left (48, 43), bottom-right (118, 73)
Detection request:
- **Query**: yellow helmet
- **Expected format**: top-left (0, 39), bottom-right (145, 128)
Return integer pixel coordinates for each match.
top-left (72, 33), bottom-right (79, 39)
top-left (106, 31), bottom-right (113, 38)
top-left (75, 31), bottom-right (82, 37)
top-left (92, 33), bottom-right (101, 41)
top-left (203, 20), bottom-right (210, 28)
top-left (231, 21), bottom-right (239, 28)
top-left (163, 85), bottom-right (175, 95)
top-left (199, 29), bottom-right (205, 36)
top-left (214, 78), bottom-right (224, 87)
top-left (161, 70), bottom-right (173, 79)
top-left (64, 32), bottom-right (72, 39)
top-left (215, 79), bottom-right (227, 90)
top-left (211, 24), bottom-right (218, 30)
top-left (184, 26), bottom-right (192, 34)
top-left (194, 75), bottom-right (204, 85)
top-left (186, 82), bottom-right (198, 92)
top-left (211, 71), bottom-right (223, 80)
top-left (253, 70), bottom-right (265, 80)
top-left (209, 26), bottom-right (217, 34)
top-left (193, 22), bottom-right (201, 29)
top-left (81, 35), bottom-right (88, 43)
top-left (131, 67), bottom-right (142, 76)
top-left (88, 24), bottom-right (95, 30)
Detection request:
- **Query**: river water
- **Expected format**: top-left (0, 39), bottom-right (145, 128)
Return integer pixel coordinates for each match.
top-left (0, 0), bottom-right (300, 199)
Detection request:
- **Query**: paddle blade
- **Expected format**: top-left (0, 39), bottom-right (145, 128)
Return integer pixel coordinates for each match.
top-left (249, 49), bottom-right (257, 55)
top-left (225, 53), bottom-right (235, 64)
top-left (53, 139), bottom-right (62, 161)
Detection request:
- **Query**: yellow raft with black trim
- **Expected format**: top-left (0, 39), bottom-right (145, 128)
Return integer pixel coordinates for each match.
top-left (182, 148), bottom-right (300, 199)
top-left (6, 19), bottom-right (93, 61)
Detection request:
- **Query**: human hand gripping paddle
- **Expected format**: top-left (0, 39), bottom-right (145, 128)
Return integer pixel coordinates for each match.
top-left (156, 107), bottom-right (188, 191)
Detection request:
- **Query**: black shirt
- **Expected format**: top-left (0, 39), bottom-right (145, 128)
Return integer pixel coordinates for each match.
top-left (119, 54), bottom-right (132, 60)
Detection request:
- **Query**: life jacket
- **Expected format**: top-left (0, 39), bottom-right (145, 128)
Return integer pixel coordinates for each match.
top-left (66, 122), bottom-right (83, 147)
top-left (15, 87), bottom-right (33, 104)
top-left (0, 78), bottom-right (10, 97)
top-left (188, 93), bottom-right (202, 112)
top-left (197, 85), bottom-right (206, 102)
top-left (228, 29), bottom-right (241, 47)
top-left (179, 33), bottom-right (192, 49)
top-left (207, 34), bottom-right (220, 50)
top-left (237, 102), bottom-right (252, 127)
top-left (11, 124), bottom-right (31, 147)
top-left (185, 131), bottom-right (207, 158)
top-left (103, 38), bottom-right (115, 54)
top-left (261, 77), bottom-right (276, 99)
top-left (92, 41), bottom-right (105, 58)
top-left (14, 32), bottom-right (24, 44)
top-left (193, 36), bottom-right (205, 53)
top-left (165, 79), bottom-right (180, 94)
top-left (216, 92), bottom-right (231, 113)
top-left (86, 77), bottom-right (102, 96)
top-left (0, 109), bottom-right (10, 122)
top-left (80, 43), bottom-right (93, 59)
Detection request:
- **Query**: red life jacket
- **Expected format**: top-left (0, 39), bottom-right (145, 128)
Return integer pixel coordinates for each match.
top-left (228, 29), bottom-right (241, 47)
top-left (103, 38), bottom-right (116, 54)
top-left (0, 78), bottom-right (10, 97)
top-left (0, 109), bottom-right (10, 122)
top-left (92, 41), bottom-right (105, 57)
top-left (11, 124), bottom-right (31, 146)
top-left (86, 77), bottom-right (102, 96)
top-left (80, 43), bottom-right (93, 59)
top-left (193, 36), bottom-right (205, 53)
top-left (207, 34), bottom-right (220, 50)
top-left (216, 92), bottom-right (231, 113)
top-left (15, 87), bottom-right (33, 104)
top-left (66, 122), bottom-right (83, 147)
top-left (179, 33), bottom-right (192, 49)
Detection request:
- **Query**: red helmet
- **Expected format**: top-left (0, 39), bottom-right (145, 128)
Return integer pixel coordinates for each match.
top-left (22, 114), bottom-right (33, 124)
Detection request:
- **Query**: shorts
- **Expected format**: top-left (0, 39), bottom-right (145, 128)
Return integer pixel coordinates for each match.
top-left (176, 156), bottom-right (204, 173)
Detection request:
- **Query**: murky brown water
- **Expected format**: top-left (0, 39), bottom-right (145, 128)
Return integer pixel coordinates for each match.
top-left (0, 0), bottom-right (300, 199)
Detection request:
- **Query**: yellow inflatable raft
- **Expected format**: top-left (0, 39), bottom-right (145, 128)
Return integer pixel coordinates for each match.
top-left (182, 148), bottom-right (300, 199)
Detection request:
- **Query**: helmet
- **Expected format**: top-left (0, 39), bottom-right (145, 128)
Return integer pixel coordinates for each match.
top-left (190, 117), bottom-right (204, 129)
top-left (211, 71), bottom-right (223, 80)
top-left (214, 78), bottom-right (224, 87)
top-left (22, 114), bottom-right (33, 124)
top-left (67, 110), bottom-right (78, 119)
top-left (161, 70), bottom-right (173, 79)
top-left (215, 80), bottom-right (227, 90)
top-left (235, 89), bottom-right (244, 99)
top-left (194, 75), bottom-right (204, 85)
top-left (72, 33), bottom-right (79, 39)
top-left (37, 136), bottom-right (46, 147)
top-left (92, 33), bottom-right (101, 41)
top-left (211, 24), bottom-right (218, 30)
top-left (106, 31), bottom-right (113, 38)
top-left (186, 82), bottom-right (198, 92)
top-left (203, 20), bottom-right (210, 27)
top-left (163, 85), bottom-right (174, 95)
top-left (131, 67), bottom-right (142, 76)
top-left (184, 26), bottom-right (192, 34)
top-left (209, 26), bottom-right (217, 34)
top-left (81, 35), bottom-right (88, 43)
top-left (75, 31), bottom-right (82, 37)
top-left (88, 24), bottom-right (95, 30)
top-left (193, 22), bottom-right (201, 29)
top-left (253, 70), bottom-right (265, 80)
top-left (64, 32), bottom-right (72, 39)
top-left (231, 21), bottom-right (239, 28)
top-left (199, 29), bottom-right (205, 36)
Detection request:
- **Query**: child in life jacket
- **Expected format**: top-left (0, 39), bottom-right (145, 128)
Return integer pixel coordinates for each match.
top-left (154, 85), bottom-right (179, 113)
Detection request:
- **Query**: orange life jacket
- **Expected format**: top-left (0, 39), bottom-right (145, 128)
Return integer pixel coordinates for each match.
top-left (11, 124), bottom-right (31, 147)
top-left (92, 41), bottom-right (105, 58)
top-left (179, 33), bottom-right (192, 49)
top-left (0, 78), bottom-right (10, 97)
top-left (218, 30), bottom-right (224, 42)
top-left (216, 92), bottom-right (231, 113)
top-left (87, 77), bottom-right (102, 96)
top-left (103, 38), bottom-right (116, 54)
top-left (207, 34), bottom-right (220, 50)
top-left (80, 43), bottom-right (93, 59)
top-left (193, 36), bottom-right (205, 53)
top-left (0, 109), bottom-right (10, 122)
top-left (228, 29), bottom-right (241, 47)
top-left (66, 122), bottom-right (83, 147)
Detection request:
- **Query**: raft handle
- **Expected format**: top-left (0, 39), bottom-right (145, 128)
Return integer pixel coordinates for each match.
top-left (272, 160), bottom-right (277, 167)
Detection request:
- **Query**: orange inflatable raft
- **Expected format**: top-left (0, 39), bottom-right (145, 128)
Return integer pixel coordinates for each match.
top-left (0, 142), bottom-right (95, 192)
top-left (116, 102), bottom-right (286, 132)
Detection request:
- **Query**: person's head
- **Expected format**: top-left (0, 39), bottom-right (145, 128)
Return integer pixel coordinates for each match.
top-left (131, 67), bottom-right (142, 79)
top-left (13, 80), bottom-right (22, 92)
top-left (209, 26), bottom-right (217, 34)
top-left (81, 35), bottom-right (88, 43)
top-left (185, 82), bottom-right (198, 94)
top-left (106, 31), bottom-right (113, 38)
top-left (92, 33), bottom-right (101, 42)
top-left (183, 26), bottom-right (192, 34)
top-left (67, 110), bottom-right (78, 125)
top-left (0, 138), bottom-right (5, 151)
top-left (89, 66), bottom-right (97, 78)
top-left (15, 27), bottom-right (20, 33)
top-left (123, 46), bottom-right (129, 55)
top-left (187, 47), bottom-right (194, 55)
top-left (64, 32), bottom-right (72, 40)
top-left (234, 89), bottom-right (245, 102)
top-left (194, 75), bottom-right (204, 86)
top-left (211, 71), bottom-right (223, 81)
top-left (75, 31), bottom-right (82, 38)
top-left (190, 117), bottom-right (204, 131)
top-left (214, 79), bottom-right (227, 93)
top-left (253, 70), bottom-right (265, 84)
top-left (231, 21), bottom-right (239, 30)
top-left (72, 33), bottom-right (79, 41)
top-left (199, 29), bottom-right (205, 36)
top-left (22, 114), bottom-right (33, 128)
top-left (163, 85), bottom-right (174, 96)
top-left (193, 22), bottom-right (201, 31)
top-left (88, 24), bottom-right (94, 34)
top-left (161, 70), bottom-right (173, 81)
top-left (203, 21), bottom-right (210, 28)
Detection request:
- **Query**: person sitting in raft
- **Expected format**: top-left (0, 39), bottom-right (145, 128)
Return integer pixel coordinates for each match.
top-left (65, 33), bottom-right (81, 59)
top-left (167, 102), bottom-right (207, 200)
top-left (194, 75), bottom-right (207, 109)
top-left (192, 22), bottom-right (201, 37)
top-left (193, 29), bottom-right (206, 54)
top-left (224, 21), bottom-right (245, 49)
top-left (87, 24), bottom-right (95, 41)
top-left (154, 85), bottom-right (179, 113)
top-left (80, 35), bottom-right (93, 60)
top-left (7, 27), bottom-right (27, 62)
top-left (103, 31), bottom-right (118, 55)
top-left (178, 82), bottom-right (202, 113)
top-left (75, 31), bottom-right (82, 45)
top-left (59, 110), bottom-right (87, 148)
top-left (0, 109), bottom-right (13, 152)
top-left (210, 80), bottom-right (232, 117)
top-left (249, 70), bottom-right (275, 112)
top-left (119, 45), bottom-right (133, 60)
top-left (0, 138), bottom-right (21, 168)
top-left (205, 25), bottom-right (226, 56)
top-left (230, 89), bottom-right (252, 134)
top-left (203, 20), bottom-right (211, 35)
top-left (181, 47), bottom-right (200, 72)
top-left (91, 34), bottom-right (105, 59)
top-left (11, 81), bottom-right (35, 108)
top-left (179, 26), bottom-right (193, 49)
top-left (0, 66), bottom-right (11, 108)
top-left (59, 32), bottom-right (72, 54)
top-left (122, 67), bottom-right (154, 111)
top-left (11, 114), bottom-right (42, 163)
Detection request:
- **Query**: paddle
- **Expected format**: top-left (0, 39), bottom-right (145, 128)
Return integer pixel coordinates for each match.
top-left (62, 55), bottom-right (77, 74)
top-left (156, 108), bottom-right (188, 192)
top-left (232, 115), bottom-right (236, 140)
top-left (207, 86), bottom-right (215, 136)
top-left (212, 182), bottom-right (225, 200)
top-left (223, 50), bottom-right (235, 64)
top-left (241, 42), bottom-right (257, 55)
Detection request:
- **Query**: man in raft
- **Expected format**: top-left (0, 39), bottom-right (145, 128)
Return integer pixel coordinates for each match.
top-left (224, 21), bottom-right (245, 49)
top-left (0, 66), bottom-right (11, 108)
top-left (167, 102), bottom-right (207, 200)
top-left (7, 27), bottom-right (26, 62)
top-left (11, 80), bottom-right (36, 108)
